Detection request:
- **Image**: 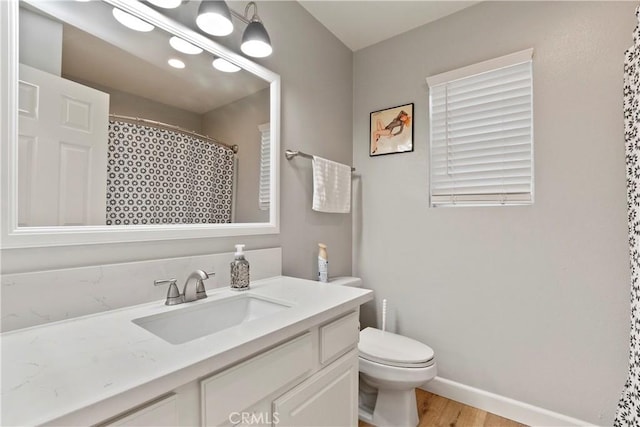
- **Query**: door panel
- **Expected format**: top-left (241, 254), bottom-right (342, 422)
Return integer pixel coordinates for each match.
top-left (18, 63), bottom-right (109, 226)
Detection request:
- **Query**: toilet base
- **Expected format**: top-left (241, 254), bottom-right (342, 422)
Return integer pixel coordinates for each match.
top-left (358, 378), bottom-right (377, 423)
top-left (373, 388), bottom-right (419, 427)
top-left (358, 385), bottom-right (419, 427)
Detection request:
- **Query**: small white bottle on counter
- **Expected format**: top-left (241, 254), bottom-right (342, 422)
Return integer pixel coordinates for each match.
top-left (318, 243), bottom-right (328, 283)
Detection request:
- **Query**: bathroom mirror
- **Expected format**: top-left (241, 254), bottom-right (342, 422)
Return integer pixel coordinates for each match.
top-left (0, 0), bottom-right (280, 248)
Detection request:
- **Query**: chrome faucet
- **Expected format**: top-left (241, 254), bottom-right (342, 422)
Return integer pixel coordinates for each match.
top-left (155, 270), bottom-right (214, 306)
top-left (182, 270), bottom-right (209, 303)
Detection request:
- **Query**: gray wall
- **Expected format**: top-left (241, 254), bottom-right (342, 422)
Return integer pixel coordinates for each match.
top-left (19, 8), bottom-right (62, 76)
top-left (106, 85), bottom-right (204, 133)
top-left (65, 78), bottom-right (205, 133)
top-left (353, 2), bottom-right (635, 424)
top-left (1, 1), bottom-right (353, 279)
top-left (203, 88), bottom-right (270, 224)
top-left (260, 1), bottom-right (353, 280)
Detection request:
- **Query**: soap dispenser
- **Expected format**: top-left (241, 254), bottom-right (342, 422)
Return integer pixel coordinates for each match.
top-left (230, 244), bottom-right (250, 291)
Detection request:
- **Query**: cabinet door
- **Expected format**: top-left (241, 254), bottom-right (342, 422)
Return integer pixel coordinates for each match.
top-left (201, 333), bottom-right (313, 426)
top-left (223, 399), bottom-right (272, 427)
top-left (273, 350), bottom-right (358, 427)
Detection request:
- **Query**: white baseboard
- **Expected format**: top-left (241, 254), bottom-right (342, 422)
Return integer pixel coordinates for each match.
top-left (420, 377), bottom-right (594, 426)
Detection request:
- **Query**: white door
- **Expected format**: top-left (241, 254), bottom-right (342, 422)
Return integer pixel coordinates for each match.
top-left (273, 352), bottom-right (359, 427)
top-left (18, 63), bottom-right (109, 226)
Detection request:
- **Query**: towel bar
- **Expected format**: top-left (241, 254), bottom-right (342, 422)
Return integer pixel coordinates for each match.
top-left (285, 149), bottom-right (356, 172)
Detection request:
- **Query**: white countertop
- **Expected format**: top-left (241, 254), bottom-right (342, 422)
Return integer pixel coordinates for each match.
top-left (1, 276), bottom-right (372, 426)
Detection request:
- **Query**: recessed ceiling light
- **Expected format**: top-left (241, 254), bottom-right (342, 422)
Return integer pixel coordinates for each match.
top-left (169, 37), bottom-right (203, 55)
top-left (212, 58), bottom-right (240, 73)
top-left (168, 58), bottom-right (186, 69)
top-left (112, 8), bottom-right (154, 32)
top-left (147, 0), bottom-right (182, 8)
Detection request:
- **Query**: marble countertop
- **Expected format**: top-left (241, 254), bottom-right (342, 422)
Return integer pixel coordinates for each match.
top-left (1, 276), bottom-right (372, 426)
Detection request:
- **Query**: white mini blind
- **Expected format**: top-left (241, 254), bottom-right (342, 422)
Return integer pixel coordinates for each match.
top-left (258, 123), bottom-right (270, 211)
top-left (427, 49), bottom-right (534, 207)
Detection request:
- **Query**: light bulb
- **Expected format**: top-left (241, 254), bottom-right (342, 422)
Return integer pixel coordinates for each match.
top-left (213, 58), bottom-right (240, 73)
top-left (241, 40), bottom-right (272, 58)
top-left (169, 37), bottom-right (203, 55)
top-left (168, 58), bottom-right (185, 69)
top-left (112, 8), bottom-right (154, 32)
top-left (148, 0), bottom-right (182, 8)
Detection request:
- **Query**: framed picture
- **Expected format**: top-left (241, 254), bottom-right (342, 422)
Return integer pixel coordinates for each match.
top-left (370, 103), bottom-right (414, 156)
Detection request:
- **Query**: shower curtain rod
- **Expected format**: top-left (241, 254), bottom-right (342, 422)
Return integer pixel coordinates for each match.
top-left (285, 149), bottom-right (356, 171)
top-left (109, 114), bottom-right (239, 153)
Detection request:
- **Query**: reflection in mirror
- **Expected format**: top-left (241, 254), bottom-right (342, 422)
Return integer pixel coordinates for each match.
top-left (17, 0), bottom-right (271, 227)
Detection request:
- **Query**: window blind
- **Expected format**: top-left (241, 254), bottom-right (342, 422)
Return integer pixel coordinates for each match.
top-left (258, 123), bottom-right (270, 211)
top-left (426, 49), bottom-right (533, 207)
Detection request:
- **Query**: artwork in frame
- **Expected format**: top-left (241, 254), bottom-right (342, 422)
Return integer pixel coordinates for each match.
top-left (370, 103), bottom-right (414, 156)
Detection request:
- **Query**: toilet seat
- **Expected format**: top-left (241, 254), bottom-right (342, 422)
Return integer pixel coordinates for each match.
top-left (359, 327), bottom-right (435, 368)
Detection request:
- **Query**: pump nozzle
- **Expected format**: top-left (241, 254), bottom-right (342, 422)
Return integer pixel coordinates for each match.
top-left (235, 244), bottom-right (245, 256)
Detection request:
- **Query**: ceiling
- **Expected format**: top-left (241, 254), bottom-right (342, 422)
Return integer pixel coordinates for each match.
top-left (21, 0), bottom-right (480, 114)
top-left (23, 1), bottom-right (268, 115)
top-left (298, 1), bottom-right (480, 51)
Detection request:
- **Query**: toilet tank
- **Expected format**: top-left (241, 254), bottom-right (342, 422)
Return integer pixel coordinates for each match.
top-left (328, 276), bottom-right (362, 287)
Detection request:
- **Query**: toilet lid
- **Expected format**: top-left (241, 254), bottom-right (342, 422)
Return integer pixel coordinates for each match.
top-left (359, 327), bottom-right (435, 368)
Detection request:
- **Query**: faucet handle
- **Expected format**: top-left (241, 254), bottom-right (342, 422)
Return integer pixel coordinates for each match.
top-left (196, 271), bottom-right (215, 300)
top-left (154, 278), bottom-right (177, 286)
top-left (154, 278), bottom-right (182, 306)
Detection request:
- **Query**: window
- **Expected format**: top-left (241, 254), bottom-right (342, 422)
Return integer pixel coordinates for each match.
top-left (258, 123), bottom-right (270, 211)
top-left (426, 49), bottom-right (534, 207)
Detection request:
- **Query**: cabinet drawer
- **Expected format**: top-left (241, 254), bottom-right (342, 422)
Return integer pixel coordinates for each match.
top-left (101, 394), bottom-right (177, 427)
top-left (201, 333), bottom-right (313, 426)
top-left (320, 311), bottom-right (359, 364)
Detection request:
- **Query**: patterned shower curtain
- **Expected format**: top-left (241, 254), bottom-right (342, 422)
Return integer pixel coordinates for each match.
top-left (616, 6), bottom-right (640, 426)
top-left (105, 120), bottom-right (235, 225)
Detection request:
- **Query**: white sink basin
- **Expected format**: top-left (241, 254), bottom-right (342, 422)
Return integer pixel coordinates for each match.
top-left (132, 294), bottom-right (291, 345)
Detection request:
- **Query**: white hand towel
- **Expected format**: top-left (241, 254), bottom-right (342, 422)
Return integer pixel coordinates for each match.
top-left (312, 156), bottom-right (351, 213)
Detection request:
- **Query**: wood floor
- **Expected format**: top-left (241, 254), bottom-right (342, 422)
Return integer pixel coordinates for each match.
top-left (358, 389), bottom-right (527, 427)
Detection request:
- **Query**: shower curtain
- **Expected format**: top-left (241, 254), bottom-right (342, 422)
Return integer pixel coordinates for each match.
top-left (105, 120), bottom-right (235, 225)
top-left (616, 6), bottom-right (640, 426)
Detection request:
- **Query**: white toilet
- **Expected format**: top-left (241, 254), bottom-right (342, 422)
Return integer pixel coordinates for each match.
top-left (329, 277), bottom-right (437, 427)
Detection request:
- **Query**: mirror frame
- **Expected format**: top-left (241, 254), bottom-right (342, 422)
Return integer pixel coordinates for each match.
top-left (0, 0), bottom-right (280, 249)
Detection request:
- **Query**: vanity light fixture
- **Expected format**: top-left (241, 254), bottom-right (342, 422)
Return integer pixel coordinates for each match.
top-left (168, 58), bottom-right (186, 69)
top-left (196, 1), bottom-right (234, 36)
top-left (147, 0), bottom-right (183, 8)
top-left (169, 36), bottom-right (203, 55)
top-left (112, 8), bottom-right (155, 32)
top-left (240, 2), bottom-right (272, 58)
top-left (212, 58), bottom-right (240, 73)
top-left (196, 1), bottom-right (273, 58)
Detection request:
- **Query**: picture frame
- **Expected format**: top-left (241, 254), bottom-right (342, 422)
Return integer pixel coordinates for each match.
top-left (370, 103), bottom-right (414, 156)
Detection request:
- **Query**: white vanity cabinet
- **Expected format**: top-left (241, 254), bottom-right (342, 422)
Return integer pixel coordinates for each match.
top-left (274, 350), bottom-right (359, 427)
top-left (99, 309), bottom-right (361, 427)
top-left (200, 333), bottom-right (314, 426)
top-left (272, 311), bottom-right (360, 427)
top-left (2, 276), bottom-right (373, 426)
top-left (198, 310), bottom-right (360, 427)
